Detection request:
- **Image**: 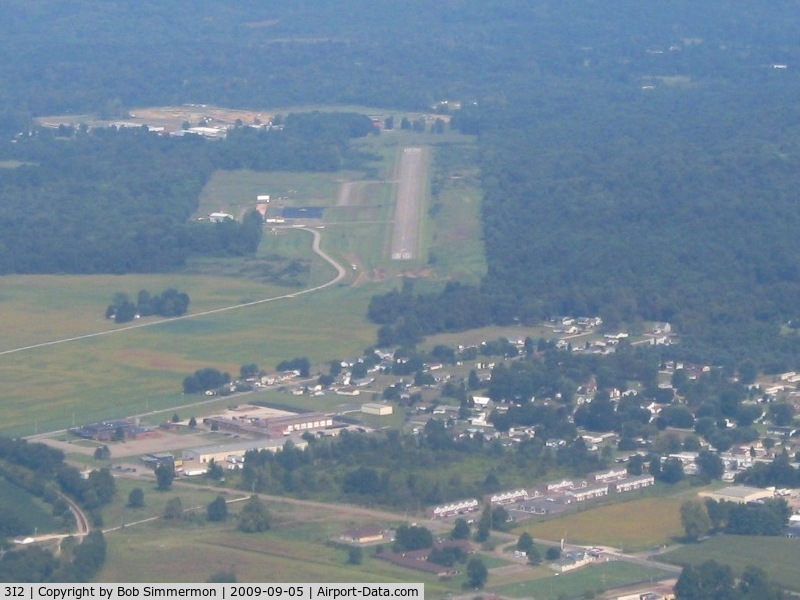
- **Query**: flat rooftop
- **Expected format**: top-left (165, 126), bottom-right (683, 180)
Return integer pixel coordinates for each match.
top-left (712, 485), bottom-right (771, 498)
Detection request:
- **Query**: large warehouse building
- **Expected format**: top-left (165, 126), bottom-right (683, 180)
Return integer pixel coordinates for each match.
top-left (700, 485), bottom-right (775, 504)
top-left (182, 438), bottom-right (308, 465)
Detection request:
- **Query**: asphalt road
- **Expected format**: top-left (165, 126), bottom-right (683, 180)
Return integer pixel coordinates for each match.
top-left (0, 227), bottom-right (346, 358)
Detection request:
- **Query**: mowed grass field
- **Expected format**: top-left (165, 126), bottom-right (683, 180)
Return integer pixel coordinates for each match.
top-left (97, 497), bottom-right (457, 596)
top-left (0, 273), bottom-right (308, 350)
top-left (421, 325), bottom-right (559, 351)
top-left (515, 496), bottom-right (685, 551)
top-left (659, 535), bottom-right (800, 592)
top-left (0, 278), bottom-right (386, 436)
top-left (100, 526), bottom-right (454, 593)
top-left (197, 169), bottom-right (364, 219)
top-left (492, 561), bottom-right (673, 600)
top-left (0, 116), bottom-right (485, 436)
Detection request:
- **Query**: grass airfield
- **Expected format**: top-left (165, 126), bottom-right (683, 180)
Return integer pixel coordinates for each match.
top-left (0, 124), bottom-right (482, 436)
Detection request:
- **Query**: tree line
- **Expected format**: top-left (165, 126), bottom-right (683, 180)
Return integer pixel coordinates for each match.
top-left (0, 437), bottom-right (111, 582)
top-left (3, 3), bottom-right (800, 126)
top-left (105, 288), bottom-right (190, 323)
top-left (0, 114), bottom-right (373, 275)
top-left (236, 423), bottom-right (613, 510)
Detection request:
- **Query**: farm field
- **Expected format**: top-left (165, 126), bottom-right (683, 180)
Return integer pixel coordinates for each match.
top-left (0, 273), bottom-right (299, 352)
top-left (0, 280), bottom-right (386, 436)
top-left (491, 561), bottom-right (674, 600)
top-left (658, 534), bottom-right (800, 592)
top-left (97, 497), bottom-right (458, 596)
top-left (0, 111), bottom-right (484, 438)
top-left (515, 496), bottom-right (686, 552)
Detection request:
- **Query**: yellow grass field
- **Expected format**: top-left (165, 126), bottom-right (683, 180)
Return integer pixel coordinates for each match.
top-left (516, 497), bottom-right (685, 551)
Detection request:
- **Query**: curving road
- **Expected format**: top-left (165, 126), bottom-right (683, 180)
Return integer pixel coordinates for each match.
top-left (61, 491), bottom-right (91, 537)
top-left (0, 227), bottom-right (347, 357)
top-left (19, 491), bottom-right (90, 549)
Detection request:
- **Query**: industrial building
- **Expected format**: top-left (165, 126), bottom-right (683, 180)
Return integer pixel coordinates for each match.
top-left (203, 411), bottom-right (334, 437)
top-left (361, 403), bottom-right (393, 416)
top-left (700, 485), bottom-right (775, 504)
top-left (182, 438), bottom-right (308, 465)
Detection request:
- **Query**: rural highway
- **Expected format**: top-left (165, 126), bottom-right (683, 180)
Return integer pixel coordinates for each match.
top-left (0, 227), bottom-right (347, 357)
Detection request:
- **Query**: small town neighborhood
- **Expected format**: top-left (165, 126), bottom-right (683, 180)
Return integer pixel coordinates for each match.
top-left (47, 315), bottom-right (800, 598)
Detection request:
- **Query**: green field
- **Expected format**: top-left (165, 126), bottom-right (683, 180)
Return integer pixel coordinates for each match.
top-left (425, 141), bottom-right (486, 283)
top-left (0, 117), bottom-right (484, 437)
top-left (659, 535), bottom-right (800, 592)
top-left (421, 325), bottom-right (560, 351)
top-left (100, 476), bottom-right (250, 532)
top-left (97, 498), bottom-right (457, 596)
top-left (0, 279), bottom-right (385, 436)
top-left (492, 561), bottom-right (674, 600)
top-left (516, 495), bottom-right (686, 552)
top-left (197, 169), bottom-right (365, 220)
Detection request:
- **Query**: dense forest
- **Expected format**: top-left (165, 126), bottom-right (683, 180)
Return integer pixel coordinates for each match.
top-left (3, 2), bottom-right (800, 128)
top-left (471, 79), bottom-right (800, 368)
top-left (370, 37), bottom-right (800, 367)
top-left (0, 113), bottom-right (375, 273)
top-left (239, 424), bottom-right (607, 509)
top-left (4, 2), bottom-right (800, 363)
